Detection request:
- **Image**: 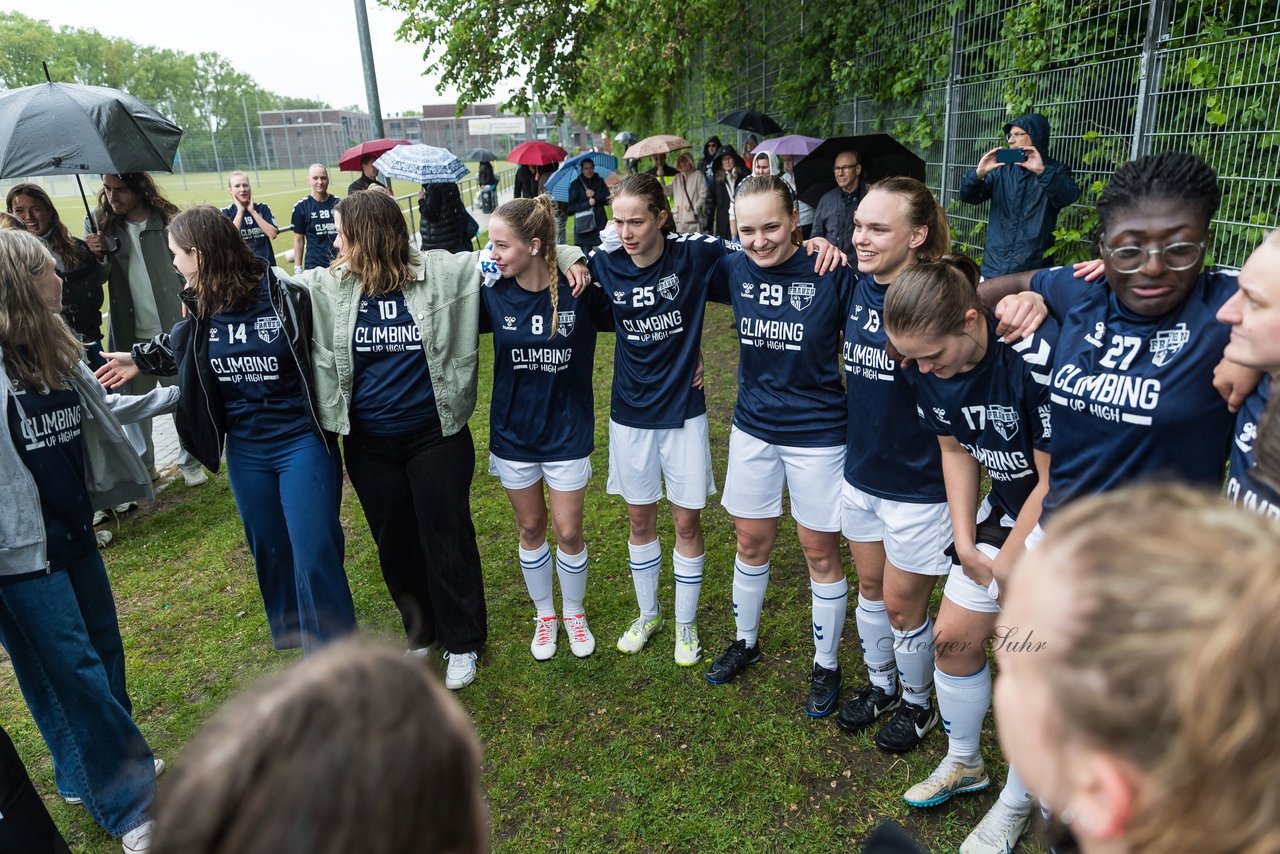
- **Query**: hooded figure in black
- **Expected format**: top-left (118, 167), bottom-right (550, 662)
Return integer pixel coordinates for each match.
top-left (709, 145), bottom-right (748, 240)
top-left (958, 112), bottom-right (1081, 277)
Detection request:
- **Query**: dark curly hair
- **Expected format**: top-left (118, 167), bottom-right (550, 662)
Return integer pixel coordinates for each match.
top-left (1096, 152), bottom-right (1221, 237)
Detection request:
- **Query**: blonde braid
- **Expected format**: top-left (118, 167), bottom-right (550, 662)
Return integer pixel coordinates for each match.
top-left (534, 194), bottom-right (560, 339)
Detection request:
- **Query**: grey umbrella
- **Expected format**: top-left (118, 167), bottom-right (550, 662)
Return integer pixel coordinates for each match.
top-left (0, 63), bottom-right (183, 241)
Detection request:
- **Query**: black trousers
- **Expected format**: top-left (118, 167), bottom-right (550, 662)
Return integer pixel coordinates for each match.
top-left (344, 424), bottom-right (486, 652)
top-left (0, 724), bottom-right (71, 854)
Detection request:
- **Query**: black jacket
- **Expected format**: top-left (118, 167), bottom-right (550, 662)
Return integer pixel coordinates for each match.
top-left (567, 173), bottom-right (611, 238)
top-left (131, 269), bottom-right (327, 472)
top-left (418, 183), bottom-right (472, 253)
top-left (347, 174), bottom-right (387, 195)
top-left (57, 238), bottom-right (107, 342)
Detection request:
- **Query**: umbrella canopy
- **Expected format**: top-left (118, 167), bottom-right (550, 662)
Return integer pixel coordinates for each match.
top-left (752, 134), bottom-right (823, 157)
top-left (718, 108), bottom-right (783, 136)
top-left (614, 131), bottom-right (637, 145)
top-left (623, 135), bottom-right (690, 160)
top-left (465, 147), bottom-right (499, 162)
top-left (793, 134), bottom-right (926, 207)
top-left (339, 138), bottom-right (410, 172)
top-left (373, 144), bottom-right (469, 185)
top-left (507, 140), bottom-right (568, 167)
top-left (544, 152), bottom-right (619, 202)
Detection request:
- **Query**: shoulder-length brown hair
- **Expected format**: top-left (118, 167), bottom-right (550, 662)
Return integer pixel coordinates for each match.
top-left (6, 183), bottom-right (79, 270)
top-left (167, 206), bottom-right (265, 317)
top-left (332, 191), bottom-right (420, 297)
top-left (0, 230), bottom-right (84, 389)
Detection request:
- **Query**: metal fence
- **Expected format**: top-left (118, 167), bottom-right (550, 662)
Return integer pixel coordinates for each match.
top-left (682, 0), bottom-right (1280, 269)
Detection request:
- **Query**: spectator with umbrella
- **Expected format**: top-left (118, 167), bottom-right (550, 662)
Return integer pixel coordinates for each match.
top-left (812, 149), bottom-right (866, 256)
top-left (339, 138), bottom-right (409, 196)
top-left (371, 144), bottom-right (477, 253)
top-left (567, 156), bottom-right (611, 251)
top-left (291, 164), bottom-right (340, 273)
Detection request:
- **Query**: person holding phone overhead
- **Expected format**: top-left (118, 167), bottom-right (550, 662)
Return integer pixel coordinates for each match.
top-left (958, 113), bottom-right (1080, 278)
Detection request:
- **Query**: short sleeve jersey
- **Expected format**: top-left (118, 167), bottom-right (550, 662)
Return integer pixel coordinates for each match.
top-left (709, 248), bottom-right (851, 447)
top-left (1031, 266), bottom-right (1236, 515)
top-left (479, 275), bottom-right (614, 462)
top-left (902, 313), bottom-right (1056, 520)
top-left (222, 203), bottom-right (277, 267)
top-left (588, 233), bottom-right (738, 429)
top-left (290, 195), bottom-right (340, 270)
top-left (842, 272), bottom-right (947, 503)
top-left (350, 291), bottom-right (439, 437)
top-left (1227, 375), bottom-right (1280, 520)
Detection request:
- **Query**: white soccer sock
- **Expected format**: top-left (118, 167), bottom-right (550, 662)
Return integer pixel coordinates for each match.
top-left (732, 555), bottom-right (770, 646)
top-left (999, 763), bottom-right (1035, 815)
top-left (556, 544), bottom-right (588, 616)
top-left (856, 594), bottom-right (897, 694)
top-left (629, 539), bottom-right (662, 619)
top-left (519, 542), bottom-right (555, 618)
top-left (672, 550), bottom-right (704, 625)
top-left (893, 618), bottom-right (935, 706)
top-left (935, 663), bottom-right (990, 764)
top-left (810, 576), bottom-right (848, 670)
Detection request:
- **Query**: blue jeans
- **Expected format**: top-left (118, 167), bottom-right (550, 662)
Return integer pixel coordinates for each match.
top-left (0, 551), bottom-right (155, 837)
top-left (225, 429), bottom-right (356, 653)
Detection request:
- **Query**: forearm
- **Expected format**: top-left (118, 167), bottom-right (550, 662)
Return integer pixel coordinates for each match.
top-left (977, 270), bottom-right (1035, 307)
top-left (292, 236), bottom-right (304, 268)
top-left (940, 438), bottom-right (981, 551)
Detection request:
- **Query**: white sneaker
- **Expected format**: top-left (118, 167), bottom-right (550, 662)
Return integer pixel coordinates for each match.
top-left (121, 819), bottom-right (154, 853)
top-left (405, 644), bottom-right (436, 659)
top-left (960, 799), bottom-right (1031, 854)
top-left (67, 758), bottom-right (164, 805)
top-left (903, 755), bottom-right (989, 807)
top-left (93, 509), bottom-right (109, 525)
top-left (113, 501), bottom-right (137, 514)
top-left (182, 468), bottom-right (209, 487)
top-left (531, 615), bottom-right (558, 661)
top-left (674, 622), bottom-right (702, 666)
top-left (616, 612), bottom-right (663, 654)
top-left (96, 530), bottom-right (113, 548)
top-left (563, 613), bottom-right (596, 658)
top-left (444, 651), bottom-right (478, 690)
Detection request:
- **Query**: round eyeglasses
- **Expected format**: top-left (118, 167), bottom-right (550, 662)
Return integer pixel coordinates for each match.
top-left (1102, 241), bottom-right (1205, 273)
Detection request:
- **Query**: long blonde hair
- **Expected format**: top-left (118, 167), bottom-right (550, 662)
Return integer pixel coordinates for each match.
top-left (332, 191), bottom-right (420, 297)
top-left (492, 194), bottom-right (561, 339)
top-left (1031, 484), bottom-right (1280, 854)
top-left (0, 230), bottom-right (83, 389)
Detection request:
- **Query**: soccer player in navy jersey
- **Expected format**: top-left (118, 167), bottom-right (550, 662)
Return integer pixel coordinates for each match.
top-left (223, 171), bottom-right (279, 268)
top-left (480, 195), bottom-right (614, 661)
top-left (834, 178), bottom-right (955, 755)
top-left (291, 164), bottom-right (339, 273)
top-left (885, 255), bottom-right (1053, 854)
top-left (1217, 229), bottom-right (1280, 519)
top-left (699, 176), bottom-right (853, 720)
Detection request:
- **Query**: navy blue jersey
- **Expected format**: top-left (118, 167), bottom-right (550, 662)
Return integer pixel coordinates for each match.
top-left (1227, 375), bottom-right (1280, 520)
top-left (903, 312), bottom-right (1056, 520)
top-left (843, 273), bottom-right (947, 502)
top-left (290, 195), bottom-right (339, 270)
top-left (207, 280), bottom-right (309, 442)
top-left (350, 291), bottom-right (439, 437)
top-left (588, 233), bottom-right (737, 429)
top-left (222, 203), bottom-right (276, 267)
top-left (1032, 266), bottom-right (1236, 515)
top-left (709, 248), bottom-right (850, 447)
top-left (479, 275), bottom-right (614, 462)
top-left (6, 380), bottom-right (95, 565)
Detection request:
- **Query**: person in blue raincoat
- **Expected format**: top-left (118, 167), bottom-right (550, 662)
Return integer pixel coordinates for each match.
top-left (566, 158), bottom-right (611, 252)
top-left (958, 113), bottom-right (1080, 278)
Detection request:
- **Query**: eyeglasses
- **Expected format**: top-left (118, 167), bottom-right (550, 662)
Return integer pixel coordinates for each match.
top-left (1102, 241), bottom-right (1205, 273)
top-left (833, 164), bottom-right (860, 173)
top-left (1006, 131), bottom-right (1031, 141)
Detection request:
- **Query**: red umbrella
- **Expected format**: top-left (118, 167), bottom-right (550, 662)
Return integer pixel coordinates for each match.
top-left (339, 138), bottom-right (410, 172)
top-left (506, 140), bottom-right (568, 167)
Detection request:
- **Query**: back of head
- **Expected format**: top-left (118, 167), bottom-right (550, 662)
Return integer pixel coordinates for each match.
top-left (167, 205), bottom-right (264, 316)
top-left (1096, 152), bottom-right (1220, 236)
top-left (333, 190), bottom-right (416, 295)
top-left (151, 639), bottom-right (486, 854)
top-left (1030, 485), bottom-right (1280, 853)
top-left (867, 176), bottom-right (950, 260)
top-left (884, 254), bottom-right (982, 338)
top-left (614, 173), bottom-right (674, 235)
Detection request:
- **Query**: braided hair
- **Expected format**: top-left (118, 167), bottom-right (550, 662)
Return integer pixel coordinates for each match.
top-left (491, 194), bottom-right (561, 339)
top-left (1096, 152), bottom-right (1221, 236)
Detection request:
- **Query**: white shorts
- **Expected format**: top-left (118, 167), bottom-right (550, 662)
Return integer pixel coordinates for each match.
top-left (720, 426), bottom-right (844, 532)
top-left (942, 499), bottom-right (1014, 614)
top-left (488, 454), bottom-right (592, 492)
top-left (841, 481), bottom-right (952, 576)
top-left (606, 416), bottom-right (716, 509)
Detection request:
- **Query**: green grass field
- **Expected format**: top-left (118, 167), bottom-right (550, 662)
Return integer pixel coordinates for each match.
top-left (0, 300), bottom-right (1043, 852)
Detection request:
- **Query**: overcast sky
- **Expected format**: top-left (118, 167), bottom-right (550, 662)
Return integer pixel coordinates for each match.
top-left (11, 0), bottom-right (516, 115)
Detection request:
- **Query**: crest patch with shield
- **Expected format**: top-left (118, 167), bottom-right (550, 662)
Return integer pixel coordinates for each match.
top-left (255, 316), bottom-right (281, 344)
top-left (987, 404), bottom-right (1020, 441)
top-left (557, 310), bottom-right (576, 337)
top-left (1149, 322), bottom-right (1190, 367)
top-left (657, 274), bottom-right (681, 300)
top-left (789, 282), bottom-right (815, 311)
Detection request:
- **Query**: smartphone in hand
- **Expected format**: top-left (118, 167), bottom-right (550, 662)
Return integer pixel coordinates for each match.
top-left (996, 148), bottom-right (1028, 164)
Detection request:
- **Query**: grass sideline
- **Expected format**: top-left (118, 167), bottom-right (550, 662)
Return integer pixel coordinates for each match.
top-left (0, 307), bottom-right (1044, 853)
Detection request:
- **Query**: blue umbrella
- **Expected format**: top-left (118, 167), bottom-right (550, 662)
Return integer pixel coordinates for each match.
top-left (545, 151), bottom-right (618, 202)
top-left (373, 143), bottom-right (469, 184)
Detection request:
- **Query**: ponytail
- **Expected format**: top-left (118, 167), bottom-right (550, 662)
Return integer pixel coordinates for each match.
top-left (492, 194), bottom-right (562, 338)
top-left (869, 176), bottom-right (951, 261)
top-left (884, 254), bottom-right (982, 338)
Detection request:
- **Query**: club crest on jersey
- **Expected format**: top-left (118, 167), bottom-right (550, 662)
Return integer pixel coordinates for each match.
top-left (1149, 323), bottom-right (1190, 367)
top-left (1084, 321), bottom-right (1106, 348)
top-left (657, 274), bottom-right (681, 301)
top-left (789, 282), bottom-right (815, 311)
top-left (557, 311), bottom-right (576, 337)
top-left (502, 315), bottom-right (517, 330)
top-left (988, 404), bottom-right (1020, 441)
top-left (932, 407), bottom-right (951, 425)
top-left (612, 289), bottom-right (626, 305)
top-left (255, 316), bottom-right (281, 344)
top-left (741, 281), bottom-right (755, 296)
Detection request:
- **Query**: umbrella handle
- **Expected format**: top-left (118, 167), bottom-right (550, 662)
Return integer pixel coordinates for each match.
top-left (103, 236), bottom-right (121, 256)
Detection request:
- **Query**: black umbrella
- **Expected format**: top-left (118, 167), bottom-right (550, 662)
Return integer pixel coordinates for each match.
top-left (614, 131), bottom-right (637, 145)
top-left (793, 134), bottom-right (925, 207)
top-left (718, 108), bottom-right (783, 136)
top-left (465, 147), bottom-right (498, 162)
top-left (0, 63), bottom-right (182, 243)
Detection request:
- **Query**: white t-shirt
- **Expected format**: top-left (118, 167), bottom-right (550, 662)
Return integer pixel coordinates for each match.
top-left (123, 218), bottom-right (163, 339)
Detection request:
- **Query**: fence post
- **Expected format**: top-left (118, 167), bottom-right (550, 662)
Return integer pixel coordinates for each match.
top-left (1130, 0), bottom-right (1172, 160)
top-left (939, 8), bottom-right (962, 203)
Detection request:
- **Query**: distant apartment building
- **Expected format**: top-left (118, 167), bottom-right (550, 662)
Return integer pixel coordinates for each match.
top-left (257, 109), bottom-right (376, 169)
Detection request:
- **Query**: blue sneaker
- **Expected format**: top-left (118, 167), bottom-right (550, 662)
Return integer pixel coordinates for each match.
top-left (805, 663), bottom-right (842, 717)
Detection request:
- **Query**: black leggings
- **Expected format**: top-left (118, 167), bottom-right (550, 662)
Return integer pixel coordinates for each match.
top-left (0, 724), bottom-right (71, 853)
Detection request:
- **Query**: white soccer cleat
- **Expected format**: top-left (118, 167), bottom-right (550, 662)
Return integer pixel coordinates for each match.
top-left (959, 798), bottom-right (1031, 854)
top-left (563, 613), bottom-right (596, 658)
top-left (674, 622), bottom-right (702, 666)
top-left (616, 612), bottom-right (663, 654)
top-left (531, 615), bottom-right (558, 661)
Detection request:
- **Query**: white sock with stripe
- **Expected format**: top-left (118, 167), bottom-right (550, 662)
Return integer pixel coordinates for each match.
top-left (732, 555), bottom-right (770, 646)
top-left (629, 539), bottom-right (662, 619)
top-left (999, 763), bottom-right (1035, 815)
top-left (672, 550), bottom-right (704, 625)
top-left (556, 544), bottom-right (588, 616)
top-left (893, 618), bottom-right (935, 706)
top-left (810, 576), bottom-right (848, 669)
top-left (935, 664), bottom-right (990, 764)
top-left (519, 542), bottom-right (555, 618)
top-left (856, 594), bottom-right (897, 694)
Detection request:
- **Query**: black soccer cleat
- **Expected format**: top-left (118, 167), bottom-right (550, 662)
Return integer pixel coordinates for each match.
top-left (874, 698), bottom-right (939, 753)
top-left (704, 639), bottom-right (761, 684)
top-left (835, 685), bottom-right (901, 733)
top-left (805, 663), bottom-right (842, 718)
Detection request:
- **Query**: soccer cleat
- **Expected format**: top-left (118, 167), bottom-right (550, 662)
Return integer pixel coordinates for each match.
top-left (704, 639), bottom-right (761, 684)
top-left (531, 615), bottom-right (558, 661)
top-left (835, 685), bottom-right (901, 734)
top-left (805, 663), bottom-right (842, 718)
top-left (960, 799), bottom-right (1032, 854)
top-left (121, 819), bottom-right (154, 853)
top-left (67, 758), bottom-right (164, 806)
top-left (875, 698), bottom-right (939, 753)
top-left (616, 613), bottom-right (663, 654)
top-left (444, 651), bottom-right (478, 690)
top-left (903, 756), bottom-right (990, 807)
top-left (563, 613), bottom-right (596, 658)
top-left (674, 622), bottom-right (702, 666)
